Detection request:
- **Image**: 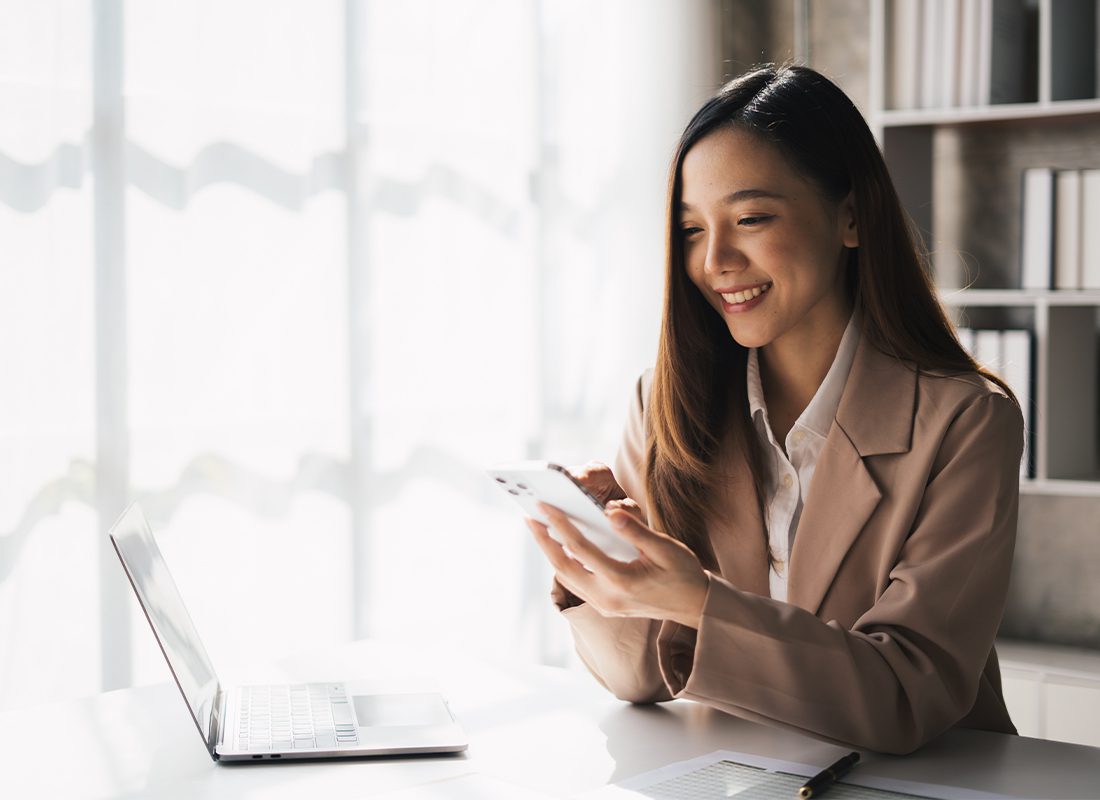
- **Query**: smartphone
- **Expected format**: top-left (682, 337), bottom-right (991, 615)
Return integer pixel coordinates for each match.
top-left (488, 461), bottom-right (640, 563)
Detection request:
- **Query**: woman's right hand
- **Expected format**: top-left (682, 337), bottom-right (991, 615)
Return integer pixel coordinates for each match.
top-left (567, 461), bottom-right (643, 521)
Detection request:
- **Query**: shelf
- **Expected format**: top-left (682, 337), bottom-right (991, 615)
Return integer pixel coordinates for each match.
top-left (937, 289), bottom-right (1100, 306)
top-left (877, 98), bottom-right (1100, 128)
top-left (1020, 478), bottom-right (1100, 498)
top-left (868, 0), bottom-right (1100, 501)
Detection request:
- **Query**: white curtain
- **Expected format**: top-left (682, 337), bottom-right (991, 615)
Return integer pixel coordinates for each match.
top-left (0, 0), bottom-right (719, 711)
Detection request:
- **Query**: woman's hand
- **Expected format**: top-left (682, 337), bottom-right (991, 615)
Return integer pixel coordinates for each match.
top-left (567, 461), bottom-right (630, 506)
top-left (527, 503), bottom-right (709, 630)
top-left (566, 461), bottom-right (646, 522)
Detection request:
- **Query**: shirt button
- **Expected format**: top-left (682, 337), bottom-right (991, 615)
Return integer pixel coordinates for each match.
top-left (782, 474), bottom-right (794, 490)
top-left (792, 430), bottom-right (805, 444)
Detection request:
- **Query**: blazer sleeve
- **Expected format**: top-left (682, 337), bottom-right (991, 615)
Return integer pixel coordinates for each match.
top-left (553, 370), bottom-right (690, 703)
top-left (655, 390), bottom-right (1023, 754)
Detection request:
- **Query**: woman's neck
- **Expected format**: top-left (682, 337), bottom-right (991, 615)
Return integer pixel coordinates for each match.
top-left (758, 305), bottom-right (852, 426)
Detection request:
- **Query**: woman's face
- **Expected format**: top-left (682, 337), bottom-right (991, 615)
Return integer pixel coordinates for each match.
top-left (679, 126), bottom-right (858, 353)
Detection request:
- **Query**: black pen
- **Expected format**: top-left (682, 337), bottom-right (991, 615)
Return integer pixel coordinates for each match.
top-left (798, 751), bottom-right (861, 798)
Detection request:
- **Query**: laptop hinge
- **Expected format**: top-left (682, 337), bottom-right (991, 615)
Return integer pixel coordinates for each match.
top-left (208, 683), bottom-right (224, 761)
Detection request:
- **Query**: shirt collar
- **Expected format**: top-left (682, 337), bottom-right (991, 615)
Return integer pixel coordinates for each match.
top-left (746, 308), bottom-right (862, 439)
top-left (746, 342), bottom-right (769, 424)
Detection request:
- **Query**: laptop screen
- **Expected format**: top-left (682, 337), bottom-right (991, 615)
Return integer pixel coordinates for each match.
top-left (109, 503), bottom-right (220, 748)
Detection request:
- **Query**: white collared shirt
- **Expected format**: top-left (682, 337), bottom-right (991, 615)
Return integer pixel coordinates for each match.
top-left (746, 310), bottom-right (861, 603)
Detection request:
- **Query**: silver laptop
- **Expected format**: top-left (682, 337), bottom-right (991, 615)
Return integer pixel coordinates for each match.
top-left (108, 502), bottom-right (467, 762)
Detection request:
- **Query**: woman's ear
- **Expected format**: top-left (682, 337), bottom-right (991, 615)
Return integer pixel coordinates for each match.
top-left (839, 191), bottom-right (859, 248)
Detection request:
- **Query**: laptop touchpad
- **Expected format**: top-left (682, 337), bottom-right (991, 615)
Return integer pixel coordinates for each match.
top-left (352, 693), bottom-right (453, 727)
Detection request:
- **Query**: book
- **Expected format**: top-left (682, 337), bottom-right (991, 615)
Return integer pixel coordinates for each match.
top-left (1046, 308), bottom-right (1099, 479)
top-left (978, 0), bottom-right (1028, 105)
top-left (921, 0), bottom-right (945, 108)
top-left (958, 0), bottom-right (983, 106)
top-left (1001, 329), bottom-right (1033, 478)
top-left (1021, 168), bottom-right (1053, 290)
top-left (941, 0), bottom-right (961, 107)
top-left (1050, 0), bottom-right (1096, 101)
top-left (889, 0), bottom-right (922, 110)
top-left (1054, 170), bottom-right (1082, 290)
top-left (1081, 169), bottom-right (1100, 289)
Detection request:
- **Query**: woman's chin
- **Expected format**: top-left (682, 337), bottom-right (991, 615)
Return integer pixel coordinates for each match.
top-left (725, 324), bottom-right (772, 350)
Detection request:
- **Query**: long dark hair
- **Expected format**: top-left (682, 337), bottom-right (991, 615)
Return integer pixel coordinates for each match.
top-left (645, 63), bottom-right (1018, 564)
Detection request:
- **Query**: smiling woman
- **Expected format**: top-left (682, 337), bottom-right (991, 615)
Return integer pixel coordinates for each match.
top-left (680, 127), bottom-right (857, 357)
top-left (528, 64), bottom-right (1027, 755)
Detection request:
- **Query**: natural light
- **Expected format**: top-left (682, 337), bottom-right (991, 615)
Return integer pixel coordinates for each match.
top-left (0, 0), bottom-right (718, 712)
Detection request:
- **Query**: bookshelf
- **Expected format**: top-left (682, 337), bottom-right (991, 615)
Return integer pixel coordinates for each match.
top-left (868, 0), bottom-right (1100, 498)
top-left (878, 97), bottom-right (1100, 127)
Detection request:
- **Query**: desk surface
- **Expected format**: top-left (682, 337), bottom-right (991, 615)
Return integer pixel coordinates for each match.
top-left (3, 640), bottom-right (1098, 799)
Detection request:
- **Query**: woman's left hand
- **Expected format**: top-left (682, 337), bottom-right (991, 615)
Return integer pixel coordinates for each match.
top-left (527, 504), bottom-right (709, 629)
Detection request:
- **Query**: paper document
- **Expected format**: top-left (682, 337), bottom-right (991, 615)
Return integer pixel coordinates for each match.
top-left (580, 750), bottom-right (1012, 800)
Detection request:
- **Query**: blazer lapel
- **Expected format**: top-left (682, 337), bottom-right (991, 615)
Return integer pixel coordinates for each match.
top-left (787, 334), bottom-right (917, 614)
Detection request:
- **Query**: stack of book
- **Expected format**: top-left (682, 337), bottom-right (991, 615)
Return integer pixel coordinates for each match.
top-left (1021, 167), bottom-right (1100, 290)
top-left (887, 0), bottom-right (1030, 110)
top-left (956, 326), bottom-right (1033, 477)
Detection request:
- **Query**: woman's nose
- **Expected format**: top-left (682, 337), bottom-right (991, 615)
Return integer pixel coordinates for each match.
top-left (704, 229), bottom-right (747, 276)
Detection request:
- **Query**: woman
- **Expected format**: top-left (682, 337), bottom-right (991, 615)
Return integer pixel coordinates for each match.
top-left (526, 64), bottom-right (1024, 755)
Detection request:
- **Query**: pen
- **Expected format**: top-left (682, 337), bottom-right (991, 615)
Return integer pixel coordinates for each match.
top-left (798, 751), bottom-right (860, 798)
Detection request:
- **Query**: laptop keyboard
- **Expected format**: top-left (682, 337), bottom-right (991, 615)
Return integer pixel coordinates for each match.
top-left (234, 683), bottom-right (359, 751)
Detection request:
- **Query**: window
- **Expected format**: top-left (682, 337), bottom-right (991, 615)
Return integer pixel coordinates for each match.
top-left (0, 0), bottom-right (718, 710)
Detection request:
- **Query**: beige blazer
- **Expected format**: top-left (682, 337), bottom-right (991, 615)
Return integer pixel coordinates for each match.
top-left (554, 332), bottom-right (1024, 754)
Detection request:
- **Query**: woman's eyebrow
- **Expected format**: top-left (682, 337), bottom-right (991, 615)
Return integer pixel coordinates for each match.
top-left (680, 188), bottom-right (786, 211)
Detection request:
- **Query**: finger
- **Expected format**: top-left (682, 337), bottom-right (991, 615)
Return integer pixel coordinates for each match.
top-left (605, 498), bottom-right (643, 520)
top-left (553, 571), bottom-right (589, 604)
top-left (606, 508), bottom-right (673, 561)
top-left (539, 502), bottom-right (623, 575)
top-left (530, 528), bottom-right (593, 605)
top-left (567, 460), bottom-right (606, 481)
top-left (526, 516), bottom-right (573, 572)
top-left (527, 517), bottom-right (596, 590)
top-left (567, 461), bottom-right (625, 504)
top-left (526, 515), bottom-right (563, 557)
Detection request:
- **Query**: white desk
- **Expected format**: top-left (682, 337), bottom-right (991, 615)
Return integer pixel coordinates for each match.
top-left (3, 640), bottom-right (1098, 799)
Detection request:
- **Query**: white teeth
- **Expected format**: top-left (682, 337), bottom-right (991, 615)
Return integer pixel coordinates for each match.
top-left (721, 283), bottom-right (771, 305)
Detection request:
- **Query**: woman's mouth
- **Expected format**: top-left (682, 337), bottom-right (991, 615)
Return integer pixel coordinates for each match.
top-left (718, 282), bottom-right (771, 311)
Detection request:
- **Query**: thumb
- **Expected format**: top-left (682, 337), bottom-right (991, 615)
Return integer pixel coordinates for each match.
top-left (607, 508), bottom-right (664, 550)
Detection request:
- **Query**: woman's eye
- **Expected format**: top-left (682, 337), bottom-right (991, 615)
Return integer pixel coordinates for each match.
top-left (738, 215), bottom-right (772, 226)
top-left (681, 226), bottom-right (703, 238)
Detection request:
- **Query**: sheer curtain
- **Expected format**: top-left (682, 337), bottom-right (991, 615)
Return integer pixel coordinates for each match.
top-left (0, 0), bottom-right (719, 711)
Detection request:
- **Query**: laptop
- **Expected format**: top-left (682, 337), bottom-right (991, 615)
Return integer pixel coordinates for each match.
top-left (108, 502), bottom-right (468, 762)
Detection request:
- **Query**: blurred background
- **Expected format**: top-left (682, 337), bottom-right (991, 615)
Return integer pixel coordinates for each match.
top-left (0, 0), bottom-right (722, 711)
